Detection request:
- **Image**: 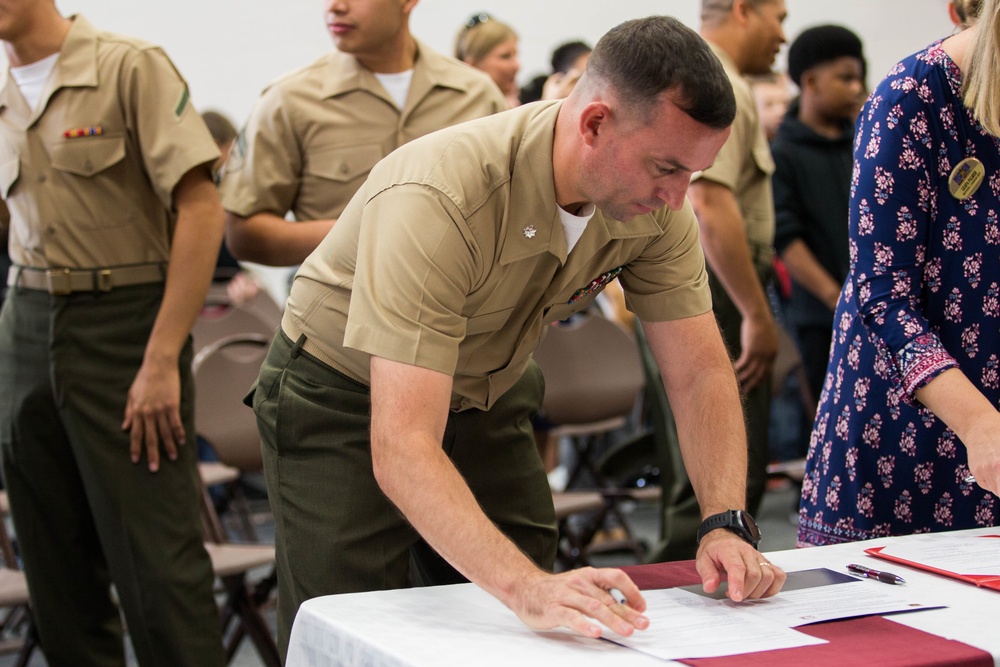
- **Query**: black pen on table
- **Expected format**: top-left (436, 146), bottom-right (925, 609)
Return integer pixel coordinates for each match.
top-left (847, 563), bottom-right (906, 585)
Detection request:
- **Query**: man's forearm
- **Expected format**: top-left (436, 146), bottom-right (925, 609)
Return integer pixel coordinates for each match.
top-left (146, 171), bottom-right (224, 363)
top-left (373, 429), bottom-right (545, 600)
top-left (369, 351), bottom-right (651, 638)
top-left (224, 211), bottom-right (334, 266)
top-left (780, 239), bottom-right (841, 310)
top-left (369, 358), bottom-right (543, 603)
top-left (689, 181), bottom-right (771, 322)
top-left (673, 364), bottom-right (749, 515)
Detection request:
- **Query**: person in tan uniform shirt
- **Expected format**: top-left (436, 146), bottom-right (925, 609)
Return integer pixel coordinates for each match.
top-left (677, 0), bottom-right (786, 539)
top-left (220, 0), bottom-right (506, 267)
top-left (0, 5), bottom-right (226, 665)
top-left (252, 17), bottom-right (786, 658)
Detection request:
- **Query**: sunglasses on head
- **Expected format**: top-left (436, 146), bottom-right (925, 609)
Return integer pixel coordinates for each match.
top-left (465, 12), bottom-right (491, 29)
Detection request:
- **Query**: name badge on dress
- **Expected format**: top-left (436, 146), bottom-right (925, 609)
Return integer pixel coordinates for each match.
top-left (949, 157), bottom-right (985, 200)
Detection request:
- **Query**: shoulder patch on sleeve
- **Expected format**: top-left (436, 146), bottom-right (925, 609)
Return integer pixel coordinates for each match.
top-left (174, 86), bottom-right (190, 119)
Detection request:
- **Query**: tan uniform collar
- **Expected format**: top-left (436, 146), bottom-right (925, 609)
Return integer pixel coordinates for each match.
top-left (500, 101), bottom-right (664, 267)
top-left (321, 38), bottom-right (475, 110)
top-left (0, 14), bottom-right (99, 123)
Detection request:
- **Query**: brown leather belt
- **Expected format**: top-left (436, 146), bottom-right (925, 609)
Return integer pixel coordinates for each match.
top-left (7, 264), bottom-right (166, 295)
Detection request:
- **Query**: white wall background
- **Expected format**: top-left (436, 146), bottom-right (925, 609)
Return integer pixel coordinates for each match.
top-left (49, 0), bottom-right (956, 128)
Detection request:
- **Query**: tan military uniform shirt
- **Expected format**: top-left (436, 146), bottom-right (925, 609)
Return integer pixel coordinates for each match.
top-left (0, 15), bottom-right (219, 270)
top-left (696, 43), bottom-right (776, 269)
top-left (283, 102), bottom-right (711, 411)
top-left (220, 40), bottom-right (506, 223)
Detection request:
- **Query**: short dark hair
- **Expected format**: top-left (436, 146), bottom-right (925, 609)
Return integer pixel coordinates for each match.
top-left (587, 16), bottom-right (735, 130)
top-left (787, 24), bottom-right (865, 87)
top-left (518, 74), bottom-right (548, 105)
top-left (550, 40), bottom-right (591, 74)
top-left (201, 110), bottom-right (237, 147)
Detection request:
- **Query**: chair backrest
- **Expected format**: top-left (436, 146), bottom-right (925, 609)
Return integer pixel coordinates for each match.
top-left (193, 333), bottom-right (270, 472)
top-left (192, 288), bottom-right (282, 353)
top-left (533, 312), bottom-right (645, 427)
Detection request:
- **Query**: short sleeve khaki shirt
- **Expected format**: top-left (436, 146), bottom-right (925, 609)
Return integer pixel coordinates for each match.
top-left (284, 102), bottom-right (711, 411)
top-left (696, 43), bottom-right (776, 259)
top-left (219, 40), bottom-right (506, 223)
top-left (0, 15), bottom-right (219, 269)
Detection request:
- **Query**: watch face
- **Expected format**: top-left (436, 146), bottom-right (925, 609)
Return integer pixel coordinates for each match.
top-left (738, 510), bottom-right (761, 544)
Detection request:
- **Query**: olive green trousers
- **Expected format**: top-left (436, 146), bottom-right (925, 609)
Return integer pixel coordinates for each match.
top-left (0, 285), bottom-right (224, 667)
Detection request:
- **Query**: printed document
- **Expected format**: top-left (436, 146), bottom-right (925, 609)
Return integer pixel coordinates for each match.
top-left (609, 568), bottom-right (943, 661)
top-left (875, 534), bottom-right (1000, 576)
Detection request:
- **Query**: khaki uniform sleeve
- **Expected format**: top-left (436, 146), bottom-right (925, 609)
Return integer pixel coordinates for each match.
top-left (122, 48), bottom-right (219, 208)
top-left (620, 200), bottom-right (712, 322)
top-left (343, 184), bottom-right (478, 375)
top-left (218, 87), bottom-right (302, 218)
top-left (697, 108), bottom-right (750, 190)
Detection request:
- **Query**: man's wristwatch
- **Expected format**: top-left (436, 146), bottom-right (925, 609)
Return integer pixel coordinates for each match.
top-left (696, 509), bottom-right (761, 549)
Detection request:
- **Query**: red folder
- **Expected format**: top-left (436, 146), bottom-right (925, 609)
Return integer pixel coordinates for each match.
top-left (865, 537), bottom-right (1000, 591)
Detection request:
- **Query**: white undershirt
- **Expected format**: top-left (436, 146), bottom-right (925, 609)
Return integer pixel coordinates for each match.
top-left (9, 52), bottom-right (59, 111)
top-left (558, 203), bottom-right (596, 254)
top-left (374, 70), bottom-right (414, 110)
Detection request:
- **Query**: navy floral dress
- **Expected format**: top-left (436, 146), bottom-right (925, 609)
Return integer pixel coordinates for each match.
top-left (798, 41), bottom-right (1000, 546)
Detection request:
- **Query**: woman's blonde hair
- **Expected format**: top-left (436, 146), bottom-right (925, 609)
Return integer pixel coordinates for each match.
top-left (963, 0), bottom-right (1000, 136)
top-left (454, 13), bottom-right (516, 65)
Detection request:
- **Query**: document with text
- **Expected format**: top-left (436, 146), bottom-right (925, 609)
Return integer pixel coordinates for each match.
top-left (871, 534), bottom-right (1000, 576)
top-left (867, 533), bottom-right (1000, 590)
top-left (608, 568), bottom-right (943, 661)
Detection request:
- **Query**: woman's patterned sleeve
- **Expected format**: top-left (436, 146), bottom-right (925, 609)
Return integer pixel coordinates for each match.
top-left (848, 64), bottom-right (958, 396)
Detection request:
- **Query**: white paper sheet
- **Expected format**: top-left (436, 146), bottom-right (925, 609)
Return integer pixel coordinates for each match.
top-left (607, 587), bottom-right (826, 660)
top-left (875, 534), bottom-right (1000, 576)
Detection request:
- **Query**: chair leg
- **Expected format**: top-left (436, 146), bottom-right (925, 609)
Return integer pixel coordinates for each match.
top-left (201, 487), bottom-right (228, 544)
top-left (13, 615), bottom-right (36, 667)
top-left (220, 574), bottom-right (279, 667)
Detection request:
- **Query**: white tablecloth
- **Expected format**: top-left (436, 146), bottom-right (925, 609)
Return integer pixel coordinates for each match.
top-left (286, 526), bottom-right (1000, 667)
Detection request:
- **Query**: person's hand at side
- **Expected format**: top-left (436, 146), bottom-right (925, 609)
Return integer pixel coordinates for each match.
top-left (735, 310), bottom-right (778, 391)
top-left (507, 567), bottom-right (649, 638)
top-left (695, 530), bottom-right (786, 601)
top-left (123, 353), bottom-right (184, 472)
top-left (225, 270), bottom-right (261, 306)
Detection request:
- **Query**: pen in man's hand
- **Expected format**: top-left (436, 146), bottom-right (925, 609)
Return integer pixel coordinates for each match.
top-left (847, 563), bottom-right (906, 584)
